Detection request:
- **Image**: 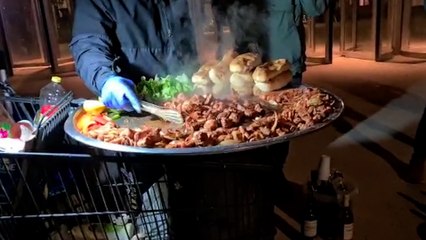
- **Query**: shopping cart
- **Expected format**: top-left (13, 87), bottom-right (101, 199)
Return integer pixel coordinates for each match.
top-left (0, 81), bottom-right (277, 240)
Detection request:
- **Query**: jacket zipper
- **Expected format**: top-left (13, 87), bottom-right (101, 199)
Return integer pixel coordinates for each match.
top-left (155, 0), bottom-right (173, 43)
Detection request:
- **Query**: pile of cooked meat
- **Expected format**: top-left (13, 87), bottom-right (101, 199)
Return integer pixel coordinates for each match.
top-left (85, 87), bottom-right (337, 148)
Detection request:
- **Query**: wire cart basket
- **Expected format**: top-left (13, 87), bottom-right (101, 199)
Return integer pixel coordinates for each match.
top-left (0, 82), bottom-right (278, 240)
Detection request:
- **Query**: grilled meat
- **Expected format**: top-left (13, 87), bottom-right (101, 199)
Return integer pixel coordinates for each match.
top-left (85, 88), bottom-right (337, 148)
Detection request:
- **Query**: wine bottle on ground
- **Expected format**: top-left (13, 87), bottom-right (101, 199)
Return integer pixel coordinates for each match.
top-left (340, 193), bottom-right (354, 240)
top-left (315, 155), bottom-right (335, 196)
top-left (302, 191), bottom-right (318, 239)
top-left (314, 155), bottom-right (338, 239)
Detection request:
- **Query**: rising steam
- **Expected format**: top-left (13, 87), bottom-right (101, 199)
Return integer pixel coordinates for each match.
top-left (187, 0), bottom-right (268, 65)
top-left (177, 1), bottom-right (270, 98)
top-left (225, 1), bottom-right (268, 57)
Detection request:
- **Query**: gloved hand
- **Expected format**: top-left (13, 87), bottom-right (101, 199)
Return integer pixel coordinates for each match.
top-left (100, 76), bottom-right (141, 113)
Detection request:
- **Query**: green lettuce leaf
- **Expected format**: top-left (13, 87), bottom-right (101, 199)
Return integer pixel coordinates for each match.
top-left (136, 73), bottom-right (194, 102)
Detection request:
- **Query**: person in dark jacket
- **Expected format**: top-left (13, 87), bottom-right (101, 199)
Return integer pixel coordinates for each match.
top-left (225, 0), bottom-right (328, 86)
top-left (222, 0), bottom-right (328, 187)
top-left (263, 0), bottom-right (328, 181)
top-left (211, 0), bottom-right (234, 58)
top-left (217, 2), bottom-right (328, 236)
top-left (70, 0), bottom-right (198, 113)
top-left (70, 1), bottom-right (200, 238)
top-left (265, 0), bottom-right (328, 86)
top-left (407, 106), bottom-right (426, 183)
top-left (404, 1), bottom-right (426, 184)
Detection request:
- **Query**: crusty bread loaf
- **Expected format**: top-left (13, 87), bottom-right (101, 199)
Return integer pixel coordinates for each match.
top-left (252, 84), bottom-right (263, 96)
top-left (208, 50), bottom-right (238, 85)
top-left (233, 88), bottom-right (253, 97)
top-left (209, 62), bottom-right (231, 85)
top-left (229, 52), bottom-right (262, 74)
top-left (222, 50), bottom-right (239, 64)
top-left (252, 59), bottom-right (289, 82)
top-left (230, 72), bottom-right (255, 97)
top-left (254, 71), bottom-right (292, 92)
top-left (192, 62), bottom-right (217, 85)
top-left (230, 73), bottom-right (255, 90)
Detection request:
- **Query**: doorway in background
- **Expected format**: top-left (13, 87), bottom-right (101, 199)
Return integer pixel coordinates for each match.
top-left (337, 0), bottom-right (426, 61)
top-left (304, 1), bottom-right (335, 64)
top-left (0, 0), bottom-right (75, 76)
top-left (400, 0), bottom-right (426, 58)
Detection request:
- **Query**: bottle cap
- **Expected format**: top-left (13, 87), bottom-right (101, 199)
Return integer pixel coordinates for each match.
top-left (51, 76), bottom-right (62, 83)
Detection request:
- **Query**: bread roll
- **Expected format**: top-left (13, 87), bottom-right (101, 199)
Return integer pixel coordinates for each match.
top-left (252, 85), bottom-right (263, 96)
top-left (230, 73), bottom-right (255, 90)
top-left (252, 59), bottom-right (289, 82)
top-left (229, 52), bottom-right (262, 73)
top-left (194, 84), bottom-right (211, 95)
top-left (212, 83), bottom-right (231, 98)
top-left (209, 62), bottom-right (231, 85)
top-left (254, 71), bottom-right (292, 92)
top-left (222, 50), bottom-right (239, 64)
top-left (232, 87), bottom-right (253, 97)
top-left (230, 73), bottom-right (255, 97)
top-left (208, 50), bottom-right (238, 85)
top-left (192, 62), bottom-right (217, 85)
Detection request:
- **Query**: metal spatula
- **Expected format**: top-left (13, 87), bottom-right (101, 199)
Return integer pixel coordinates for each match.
top-left (140, 100), bottom-right (184, 125)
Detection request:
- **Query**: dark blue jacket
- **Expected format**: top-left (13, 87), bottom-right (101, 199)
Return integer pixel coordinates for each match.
top-left (70, 0), bottom-right (198, 96)
top-left (228, 0), bottom-right (328, 75)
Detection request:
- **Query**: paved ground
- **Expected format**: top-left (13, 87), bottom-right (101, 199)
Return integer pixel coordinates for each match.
top-left (276, 57), bottom-right (426, 240)
top-left (8, 56), bottom-right (426, 240)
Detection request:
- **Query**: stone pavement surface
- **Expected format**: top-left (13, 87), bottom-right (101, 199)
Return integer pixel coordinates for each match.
top-left (277, 57), bottom-right (426, 240)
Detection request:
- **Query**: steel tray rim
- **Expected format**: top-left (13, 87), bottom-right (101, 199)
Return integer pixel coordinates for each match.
top-left (64, 88), bottom-right (344, 156)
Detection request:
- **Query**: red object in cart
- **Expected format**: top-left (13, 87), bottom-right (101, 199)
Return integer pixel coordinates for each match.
top-left (39, 76), bottom-right (66, 119)
top-left (40, 104), bottom-right (59, 118)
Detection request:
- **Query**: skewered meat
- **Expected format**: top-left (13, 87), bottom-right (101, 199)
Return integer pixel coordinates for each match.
top-left (84, 88), bottom-right (338, 148)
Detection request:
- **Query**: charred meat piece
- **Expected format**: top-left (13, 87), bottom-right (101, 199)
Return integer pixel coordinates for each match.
top-left (228, 112), bottom-right (242, 124)
top-left (203, 119), bottom-right (218, 131)
top-left (220, 117), bottom-right (234, 129)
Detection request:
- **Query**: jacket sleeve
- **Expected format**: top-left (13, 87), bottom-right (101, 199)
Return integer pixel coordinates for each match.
top-left (69, 0), bottom-right (116, 96)
top-left (299, 0), bottom-right (328, 17)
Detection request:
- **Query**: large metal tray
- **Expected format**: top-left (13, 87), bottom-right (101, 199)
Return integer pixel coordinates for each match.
top-left (64, 88), bottom-right (344, 156)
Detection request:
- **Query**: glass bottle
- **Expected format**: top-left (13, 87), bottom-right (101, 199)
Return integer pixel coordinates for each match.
top-left (302, 190), bottom-right (318, 239)
top-left (340, 194), bottom-right (354, 240)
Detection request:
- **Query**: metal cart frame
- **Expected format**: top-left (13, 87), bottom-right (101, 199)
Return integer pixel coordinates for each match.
top-left (0, 86), bottom-right (278, 240)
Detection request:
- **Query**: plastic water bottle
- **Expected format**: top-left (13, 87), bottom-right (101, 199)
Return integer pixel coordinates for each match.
top-left (39, 76), bottom-right (67, 118)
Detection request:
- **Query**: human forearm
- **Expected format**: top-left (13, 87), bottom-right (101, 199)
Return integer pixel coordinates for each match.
top-left (70, 34), bottom-right (117, 96)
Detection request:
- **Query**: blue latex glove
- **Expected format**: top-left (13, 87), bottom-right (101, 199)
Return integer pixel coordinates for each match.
top-left (100, 76), bottom-right (141, 113)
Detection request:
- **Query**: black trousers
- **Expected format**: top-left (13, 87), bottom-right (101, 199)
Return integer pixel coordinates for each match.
top-left (167, 142), bottom-right (290, 240)
top-left (411, 106), bottom-right (426, 163)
